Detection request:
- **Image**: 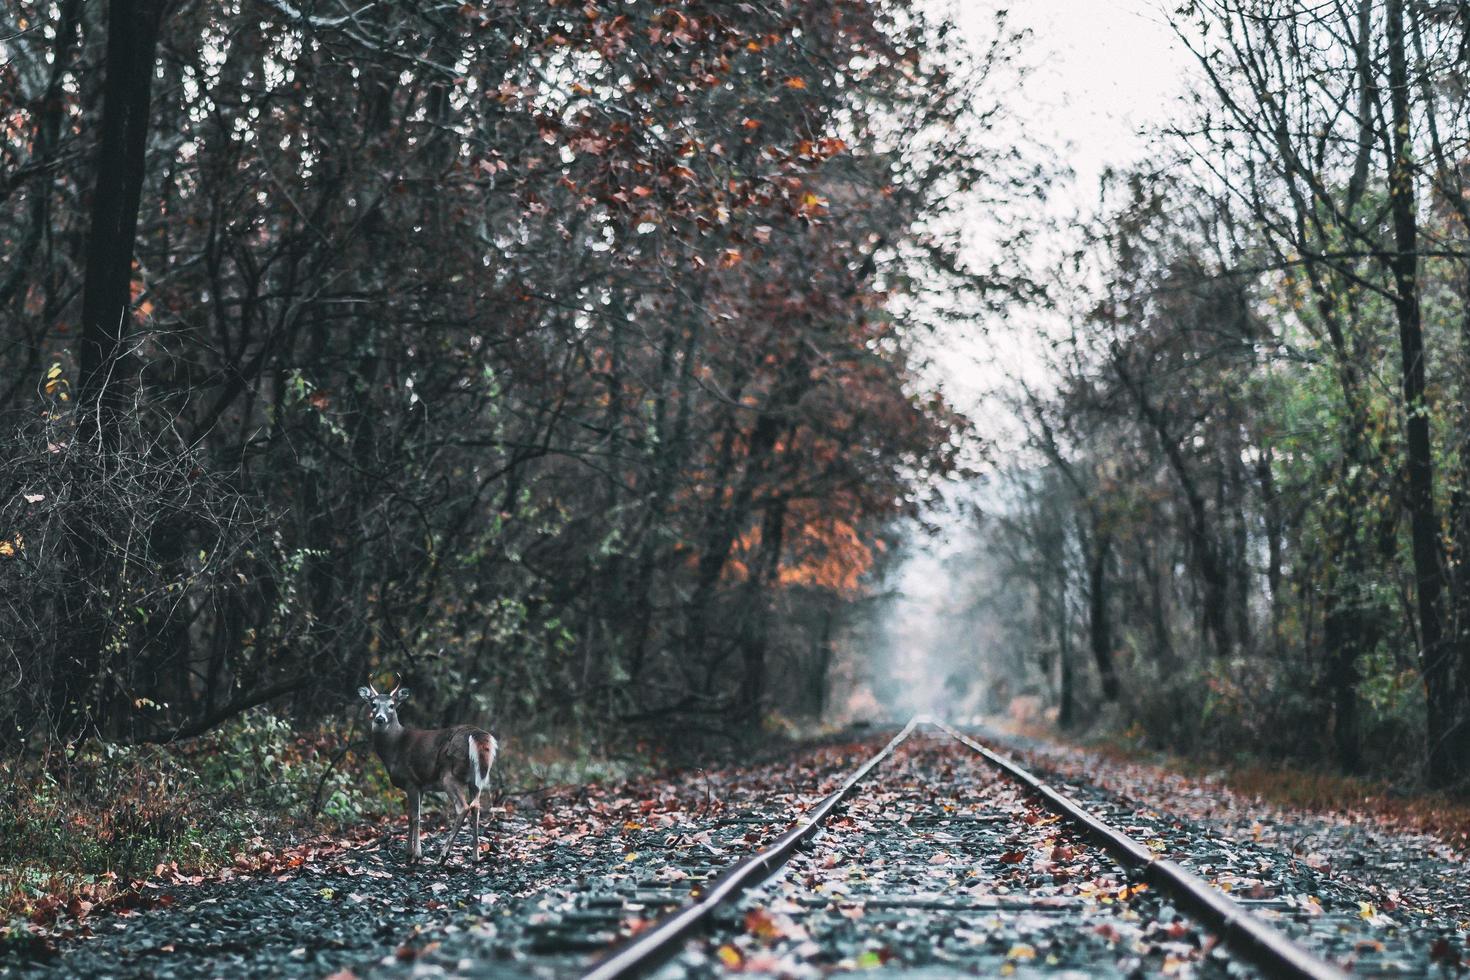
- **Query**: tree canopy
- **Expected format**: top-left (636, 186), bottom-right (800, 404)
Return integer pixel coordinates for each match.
top-left (0, 0), bottom-right (1033, 747)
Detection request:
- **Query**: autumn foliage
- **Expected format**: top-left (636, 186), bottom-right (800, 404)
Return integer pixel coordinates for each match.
top-left (0, 0), bottom-right (1025, 744)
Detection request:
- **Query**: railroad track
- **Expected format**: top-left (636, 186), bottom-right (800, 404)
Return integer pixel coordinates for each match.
top-left (23, 719), bottom-right (1441, 979)
top-left (571, 718), bottom-right (1354, 979)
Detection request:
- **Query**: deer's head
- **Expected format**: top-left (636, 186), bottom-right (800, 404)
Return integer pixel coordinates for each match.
top-left (358, 681), bottom-right (411, 730)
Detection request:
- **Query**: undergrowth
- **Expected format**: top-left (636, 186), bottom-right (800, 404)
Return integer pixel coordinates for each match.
top-left (0, 709), bottom-right (393, 933)
top-left (0, 709), bottom-right (654, 941)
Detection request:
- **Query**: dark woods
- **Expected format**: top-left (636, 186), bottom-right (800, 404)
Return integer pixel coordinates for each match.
top-left (20, 0), bottom-right (1464, 797)
top-left (988, 1), bottom-right (1470, 788)
top-left (0, 1), bottom-right (1030, 749)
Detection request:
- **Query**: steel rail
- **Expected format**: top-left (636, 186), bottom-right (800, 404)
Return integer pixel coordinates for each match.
top-left (930, 718), bottom-right (1349, 980)
top-left (580, 716), bottom-right (922, 980)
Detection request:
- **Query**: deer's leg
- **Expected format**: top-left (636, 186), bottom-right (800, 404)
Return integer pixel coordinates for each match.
top-left (407, 788), bottom-right (423, 864)
top-left (437, 783), bottom-right (470, 867)
top-left (471, 793), bottom-right (482, 863)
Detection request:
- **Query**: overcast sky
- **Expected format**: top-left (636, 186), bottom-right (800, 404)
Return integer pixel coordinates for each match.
top-left (920, 1), bottom-right (1198, 419)
top-left (965, 0), bottom-right (1196, 195)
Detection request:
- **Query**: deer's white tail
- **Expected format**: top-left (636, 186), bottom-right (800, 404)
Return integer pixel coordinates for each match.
top-left (468, 733), bottom-right (497, 792)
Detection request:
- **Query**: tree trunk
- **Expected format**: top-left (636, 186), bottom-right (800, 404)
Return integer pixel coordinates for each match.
top-left (1386, 0), bottom-right (1463, 787)
top-left (1055, 552), bottom-right (1075, 729)
top-left (1411, 0), bottom-right (1470, 789)
top-left (1255, 444), bottom-right (1285, 654)
top-left (50, 0), bottom-right (166, 737)
top-left (808, 604), bottom-right (835, 719)
top-left (78, 0), bottom-right (166, 432)
top-left (1322, 504), bottom-right (1374, 773)
top-left (735, 497), bottom-right (788, 723)
top-left (1452, 263), bottom-right (1470, 778)
top-left (1087, 527), bottom-right (1120, 701)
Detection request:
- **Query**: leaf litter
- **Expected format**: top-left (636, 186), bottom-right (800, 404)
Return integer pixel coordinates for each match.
top-left (9, 726), bottom-right (1468, 977)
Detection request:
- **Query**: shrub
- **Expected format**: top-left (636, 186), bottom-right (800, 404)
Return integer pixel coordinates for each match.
top-left (0, 708), bottom-right (397, 928)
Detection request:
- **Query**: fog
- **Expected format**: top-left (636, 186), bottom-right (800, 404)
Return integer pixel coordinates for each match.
top-left (829, 493), bottom-right (1039, 727)
top-left (834, 3), bottom-right (1196, 729)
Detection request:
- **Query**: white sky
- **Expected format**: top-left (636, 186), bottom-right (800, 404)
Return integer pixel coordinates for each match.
top-left (923, 1), bottom-right (1197, 422)
top-left (962, 0), bottom-right (1195, 197)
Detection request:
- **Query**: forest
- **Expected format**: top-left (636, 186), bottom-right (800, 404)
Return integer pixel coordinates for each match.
top-left (3, 0), bottom-right (1470, 894)
top-left (973, 0), bottom-right (1470, 791)
top-left (0, 0), bottom-right (1035, 757)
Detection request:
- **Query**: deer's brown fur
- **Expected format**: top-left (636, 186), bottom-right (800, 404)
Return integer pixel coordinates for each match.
top-left (359, 683), bottom-right (497, 866)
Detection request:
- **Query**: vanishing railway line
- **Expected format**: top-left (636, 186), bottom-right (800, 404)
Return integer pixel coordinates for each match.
top-left (17, 719), bottom-right (1451, 978)
top-left (500, 719), bottom-right (1392, 979)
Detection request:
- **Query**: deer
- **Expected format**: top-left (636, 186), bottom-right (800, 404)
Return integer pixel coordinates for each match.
top-left (357, 680), bottom-right (498, 867)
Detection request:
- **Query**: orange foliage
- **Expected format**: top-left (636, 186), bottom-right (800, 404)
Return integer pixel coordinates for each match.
top-left (723, 500), bottom-right (875, 594)
top-left (777, 516), bottom-right (872, 592)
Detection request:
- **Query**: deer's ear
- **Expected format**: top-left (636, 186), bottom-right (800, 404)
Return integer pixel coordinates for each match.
top-left (392, 687), bottom-right (412, 704)
top-left (357, 686), bottom-right (375, 702)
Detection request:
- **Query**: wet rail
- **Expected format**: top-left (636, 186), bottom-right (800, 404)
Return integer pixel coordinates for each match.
top-left (579, 717), bottom-right (1349, 980)
top-left (579, 719), bottom-right (921, 980)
